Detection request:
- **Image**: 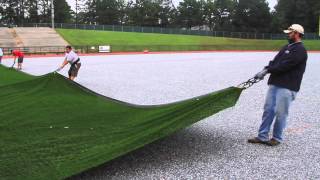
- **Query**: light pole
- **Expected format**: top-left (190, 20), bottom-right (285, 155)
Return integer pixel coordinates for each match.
top-left (51, 0), bottom-right (55, 28)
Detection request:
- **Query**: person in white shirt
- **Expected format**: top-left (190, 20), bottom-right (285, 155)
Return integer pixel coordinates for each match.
top-left (57, 46), bottom-right (81, 80)
top-left (0, 48), bottom-right (3, 64)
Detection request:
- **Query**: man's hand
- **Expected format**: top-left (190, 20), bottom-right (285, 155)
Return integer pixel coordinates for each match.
top-left (254, 68), bottom-right (269, 80)
top-left (56, 59), bottom-right (68, 72)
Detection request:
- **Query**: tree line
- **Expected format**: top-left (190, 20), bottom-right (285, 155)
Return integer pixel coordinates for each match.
top-left (0, 0), bottom-right (319, 33)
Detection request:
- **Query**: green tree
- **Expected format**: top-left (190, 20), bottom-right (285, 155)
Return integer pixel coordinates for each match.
top-left (176, 0), bottom-right (205, 29)
top-left (38, 0), bottom-right (51, 23)
top-left (212, 0), bottom-right (236, 30)
top-left (0, 0), bottom-right (15, 24)
top-left (127, 0), bottom-right (162, 26)
top-left (118, 0), bottom-right (132, 24)
top-left (202, 0), bottom-right (215, 30)
top-left (26, 0), bottom-right (40, 23)
top-left (96, 0), bottom-right (121, 24)
top-left (158, 0), bottom-right (177, 27)
top-left (82, 0), bottom-right (97, 24)
top-left (54, 0), bottom-right (72, 23)
top-left (81, 0), bottom-right (128, 25)
top-left (0, 0), bottom-right (24, 25)
top-left (274, 0), bottom-right (320, 32)
top-left (232, 0), bottom-right (271, 32)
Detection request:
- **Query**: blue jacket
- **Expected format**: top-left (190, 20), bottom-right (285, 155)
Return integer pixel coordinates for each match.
top-left (267, 42), bottom-right (308, 92)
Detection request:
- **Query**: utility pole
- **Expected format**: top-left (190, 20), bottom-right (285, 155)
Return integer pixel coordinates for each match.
top-left (51, 0), bottom-right (55, 29)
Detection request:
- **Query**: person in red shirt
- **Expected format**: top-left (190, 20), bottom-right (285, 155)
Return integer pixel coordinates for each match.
top-left (12, 50), bottom-right (24, 70)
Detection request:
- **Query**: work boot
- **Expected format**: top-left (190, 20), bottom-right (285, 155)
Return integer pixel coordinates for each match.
top-left (247, 137), bottom-right (268, 144)
top-left (266, 138), bottom-right (281, 146)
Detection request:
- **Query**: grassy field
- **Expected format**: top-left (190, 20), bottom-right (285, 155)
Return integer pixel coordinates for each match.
top-left (57, 29), bottom-right (320, 52)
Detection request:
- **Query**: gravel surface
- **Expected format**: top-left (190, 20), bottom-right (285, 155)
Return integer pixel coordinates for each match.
top-left (3, 52), bottom-right (320, 179)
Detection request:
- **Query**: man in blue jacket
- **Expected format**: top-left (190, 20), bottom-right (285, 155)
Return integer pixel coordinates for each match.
top-left (248, 24), bottom-right (308, 146)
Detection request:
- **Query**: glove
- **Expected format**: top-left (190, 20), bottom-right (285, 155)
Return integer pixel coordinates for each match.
top-left (254, 68), bottom-right (268, 80)
top-left (268, 60), bottom-right (274, 67)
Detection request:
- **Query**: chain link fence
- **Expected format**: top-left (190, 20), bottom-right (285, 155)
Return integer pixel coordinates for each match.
top-left (21, 23), bottom-right (320, 40)
top-left (3, 44), bottom-right (275, 55)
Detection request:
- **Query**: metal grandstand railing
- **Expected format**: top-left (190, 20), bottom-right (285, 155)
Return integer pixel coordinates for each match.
top-left (1, 46), bottom-right (66, 55)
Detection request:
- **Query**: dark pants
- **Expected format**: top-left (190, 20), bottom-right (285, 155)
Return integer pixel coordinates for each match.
top-left (68, 63), bottom-right (81, 77)
top-left (0, 56), bottom-right (2, 64)
top-left (18, 57), bottom-right (24, 63)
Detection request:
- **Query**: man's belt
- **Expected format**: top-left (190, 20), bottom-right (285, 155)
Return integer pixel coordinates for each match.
top-left (71, 58), bottom-right (80, 66)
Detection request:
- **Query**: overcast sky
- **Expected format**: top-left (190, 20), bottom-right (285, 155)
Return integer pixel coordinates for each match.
top-left (66, 0), bottom-right (278, 11)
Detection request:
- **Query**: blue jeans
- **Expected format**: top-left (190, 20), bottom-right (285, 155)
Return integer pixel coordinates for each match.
top-left (257, 85), bottom-right (297, 142)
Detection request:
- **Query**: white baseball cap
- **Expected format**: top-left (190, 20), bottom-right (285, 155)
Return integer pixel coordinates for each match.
top-left (283, 24), bottom-right (304, 35)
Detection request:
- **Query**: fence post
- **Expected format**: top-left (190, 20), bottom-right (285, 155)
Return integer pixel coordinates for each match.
top-left (112, 25), bottom-right (115, 31)
top-left (142, 27), bottom-right (144, 33)
top-left (103, 25), bottom-right (105, 31)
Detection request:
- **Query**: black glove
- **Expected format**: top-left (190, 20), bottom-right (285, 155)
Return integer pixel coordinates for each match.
top-left (268, 60), bottom-right (274, 66)
top-left (264, 60), bottom-right (274, 70)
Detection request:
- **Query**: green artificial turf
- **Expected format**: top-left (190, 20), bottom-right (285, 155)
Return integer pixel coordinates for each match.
top-left (0, 65), bottom-right (243, 179)
top-left (0, 66), bottom-right (35, 86)
top-left (56, 29), bottom-right (320, 51)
